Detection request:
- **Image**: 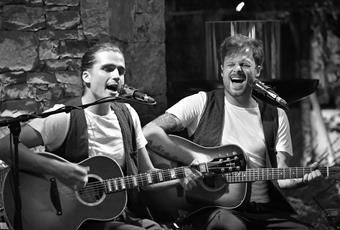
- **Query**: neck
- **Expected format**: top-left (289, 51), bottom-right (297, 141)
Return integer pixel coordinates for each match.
top-left (224, 90), bottom-right (256, 108)
top-left (81, 94), bottom-right (111, 116)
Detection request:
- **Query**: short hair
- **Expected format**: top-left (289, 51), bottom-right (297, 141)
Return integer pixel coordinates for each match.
top-left (219, 34), bottom-right (264, 66)
top-left (81, 42), bottom-right (124, 73)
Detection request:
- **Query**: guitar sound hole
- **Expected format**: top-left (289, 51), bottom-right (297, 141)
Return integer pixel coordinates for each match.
top-left (76, 174), bottom-right (106, 206)
top-left (201, 175), bottom-right (225, 190)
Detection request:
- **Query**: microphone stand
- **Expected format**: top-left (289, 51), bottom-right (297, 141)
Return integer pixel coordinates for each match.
top-left (0, 95), bottom-right (154, 230)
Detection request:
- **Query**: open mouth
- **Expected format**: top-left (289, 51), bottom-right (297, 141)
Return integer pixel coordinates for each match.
top-left (230, 77), bottom-right (246, 84)
top-left (231, 78), bottom-right (245, 83)
top-left (106, 79), bottom-right (120, 92)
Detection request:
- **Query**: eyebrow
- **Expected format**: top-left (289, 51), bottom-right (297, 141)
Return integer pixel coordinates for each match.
top-left (101, 64), bottom-right (123, 68)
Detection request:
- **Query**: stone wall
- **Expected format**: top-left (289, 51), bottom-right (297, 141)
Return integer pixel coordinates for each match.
top-left (0, 0), bottom-right (166, 132)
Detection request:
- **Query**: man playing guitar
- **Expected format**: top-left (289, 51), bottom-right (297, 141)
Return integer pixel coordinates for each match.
top-left (143, 34), bottom-right (323, 230)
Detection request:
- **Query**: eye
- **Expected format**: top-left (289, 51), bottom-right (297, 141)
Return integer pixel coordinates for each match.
top-left (240, 63), bottom-right (252, 68)
top-left (103, 66), bottom-right (116, 72)
top-left (225, 63), bottom-right (235, 68)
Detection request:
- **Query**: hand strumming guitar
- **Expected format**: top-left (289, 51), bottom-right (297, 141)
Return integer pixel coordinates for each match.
top-left (48, 159), bottom-right (90, 190)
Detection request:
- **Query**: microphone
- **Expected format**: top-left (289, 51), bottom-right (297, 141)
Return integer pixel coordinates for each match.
top-left (252, 80), bottom-right (288, 110)
top-left (107, 83), bottom-right (156, 104)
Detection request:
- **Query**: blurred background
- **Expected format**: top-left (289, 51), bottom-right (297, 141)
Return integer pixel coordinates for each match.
top-left (0, 0), bottom-right (340, 229)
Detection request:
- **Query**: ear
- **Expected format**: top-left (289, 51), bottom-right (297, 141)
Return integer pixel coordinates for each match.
top-left (255, 65), bottom-right (262, 77)
top-left (82, 71), bottom-right (91, 84)
top-left (220, 65), bottom-right (224, 77)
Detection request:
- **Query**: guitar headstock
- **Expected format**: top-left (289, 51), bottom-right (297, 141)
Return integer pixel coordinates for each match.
top-left (194, 145), bottom-right (246, 175)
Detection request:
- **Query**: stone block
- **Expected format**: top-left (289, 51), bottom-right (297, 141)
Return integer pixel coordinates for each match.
top-left (46, 10), bottom-right (80, 30)
top-left (45, 0), bottom-right (79, 6)
top-left (39, 40), bottom-right (59, 60)
top-left (44, 58), bottom-right (81, 71)
top-left (37, 29), bottom-right (82, 41)
top-left (27, 72), bottom-right (57, 84)
top-left (63, 83), bottom-right (83, 97)
top-left (0, 99), bottom-right (40, 115)
top-left (58, 40), bottom-right (88, 58)
top-left (0, 71), bottom-right (27, 85)
top-left (0, 0), bottom-right (15, 7)
top-left (23, 0), bottom-right (44, 6)
top-left (125, 42), bottom-right (166, 97)
top-left (134, 0), bottom-right (165, 42)
top-left (55, 70), bottom-right (81, 85)
top-left (80, 0), bottom-right (110, 38)
top-left (0, 31), bottom-right (38, 71)
top-left (3, 83), bottom-right (34, 100)
top-left (2, 5), bottom-right (45, 31)
top-left (108, 0), bottom-right (134, 41)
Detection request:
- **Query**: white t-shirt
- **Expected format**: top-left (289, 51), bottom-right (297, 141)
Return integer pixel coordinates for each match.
top-left (29, 103), bottom-right (147, 167)
top-left (167, 91), bottom-right (293, 203)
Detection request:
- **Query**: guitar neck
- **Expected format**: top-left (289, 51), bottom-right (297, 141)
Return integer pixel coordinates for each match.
top-left (103, 166), bottom-right (189, 194)
top-left (225, 166), bottom-right (336, 183)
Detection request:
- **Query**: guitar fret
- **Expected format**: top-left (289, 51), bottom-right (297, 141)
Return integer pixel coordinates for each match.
top-left (170, 169), bottom-right (176, 179)
top-left (107, 180), bottom-right (113, 192)
top-left (113, 179), bottom-right (118, 191)
top-left (146, 173), bottom-right (152, 184)
top-left (120, 178), bottom-right (125, 189)
top-left (157, 171), bottom-right (164, 181)
top-left (132, 176), bottom-right (138, 186)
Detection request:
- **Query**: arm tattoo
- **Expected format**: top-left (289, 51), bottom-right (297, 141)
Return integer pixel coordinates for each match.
top-left (147, 139), bottom-right (182, 162)
top-left (152, 113), bottom-right (184, 134)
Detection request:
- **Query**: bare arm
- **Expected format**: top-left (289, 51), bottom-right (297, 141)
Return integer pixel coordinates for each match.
top-left (143, 113), bottom-right (196, 164)
top-left (143, 113), bottom-right (202, 190)
top-left (0, 124), bottom-right (88, 188)
top-left (277, 151), bottom-right (322, 189)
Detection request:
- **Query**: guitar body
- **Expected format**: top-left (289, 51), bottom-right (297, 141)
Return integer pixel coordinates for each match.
top-left (2, 153), bottom-right (127, 230)
top-left (145, 135), bottom-right (247, 221)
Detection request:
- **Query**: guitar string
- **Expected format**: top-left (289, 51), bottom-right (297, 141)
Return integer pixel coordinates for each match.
top-left (57, 167), bottom-right (188, 199)
top-left (69, 161), bottom-right (235, 196)
top-left (75, 161), bottom-right (236, 194)
top-left (56, 167), bottom-right (340, 199)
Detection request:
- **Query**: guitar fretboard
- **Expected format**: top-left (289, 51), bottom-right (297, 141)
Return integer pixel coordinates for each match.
top-left (225, 166), bottom-right (337, 183)
top-left (102, 167), bottom-right (188, 194)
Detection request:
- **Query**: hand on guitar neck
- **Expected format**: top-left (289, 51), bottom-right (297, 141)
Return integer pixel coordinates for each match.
top-left (179, 159), bottom-right (203, 191)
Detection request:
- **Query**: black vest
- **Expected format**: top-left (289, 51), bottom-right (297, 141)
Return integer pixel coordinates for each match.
top-left (47, 98), bottom-right (154, 217)
top-left (48, 97), bottom-right (138, 176)
top-left (191, 89), bottom-right (295, 213)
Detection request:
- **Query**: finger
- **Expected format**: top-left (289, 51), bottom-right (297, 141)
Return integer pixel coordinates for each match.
top-left (179, 178), bottom-right (187, 188)
top-left (192, 168), bottom-right (202, 177)
top-left (83, 175), bottom-right (88, 185)
top-left (310, 162), bottom-right (319, 170)
top-left (79, 166), bottom-right (90, 174)
top-left (302, 174), bottom-right (309, 183)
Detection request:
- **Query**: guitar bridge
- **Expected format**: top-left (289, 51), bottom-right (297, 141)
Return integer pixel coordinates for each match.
top-left (50, 177), bottom-right (62, 215)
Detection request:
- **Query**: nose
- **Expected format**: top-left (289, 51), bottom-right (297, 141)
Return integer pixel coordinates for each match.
top-left (111, 69), bottom-right (121, 81)
top-left (233, 64), bottom-right (245, 75)
top-left (234, 63), bottom-right (243, 71)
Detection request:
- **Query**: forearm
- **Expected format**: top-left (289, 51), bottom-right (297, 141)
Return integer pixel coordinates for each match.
top-left (143, 122), bottom-right (195, 164)
top-left (278, 178), bottom-right (305, 189)
top-left (0, 135), bottom-right (61, 175)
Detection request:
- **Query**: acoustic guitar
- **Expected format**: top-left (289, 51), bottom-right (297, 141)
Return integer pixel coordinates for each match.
top-left (2, 151), bottom-right (236, 230)
top-left (145, 135), bottom-right (340, 222)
